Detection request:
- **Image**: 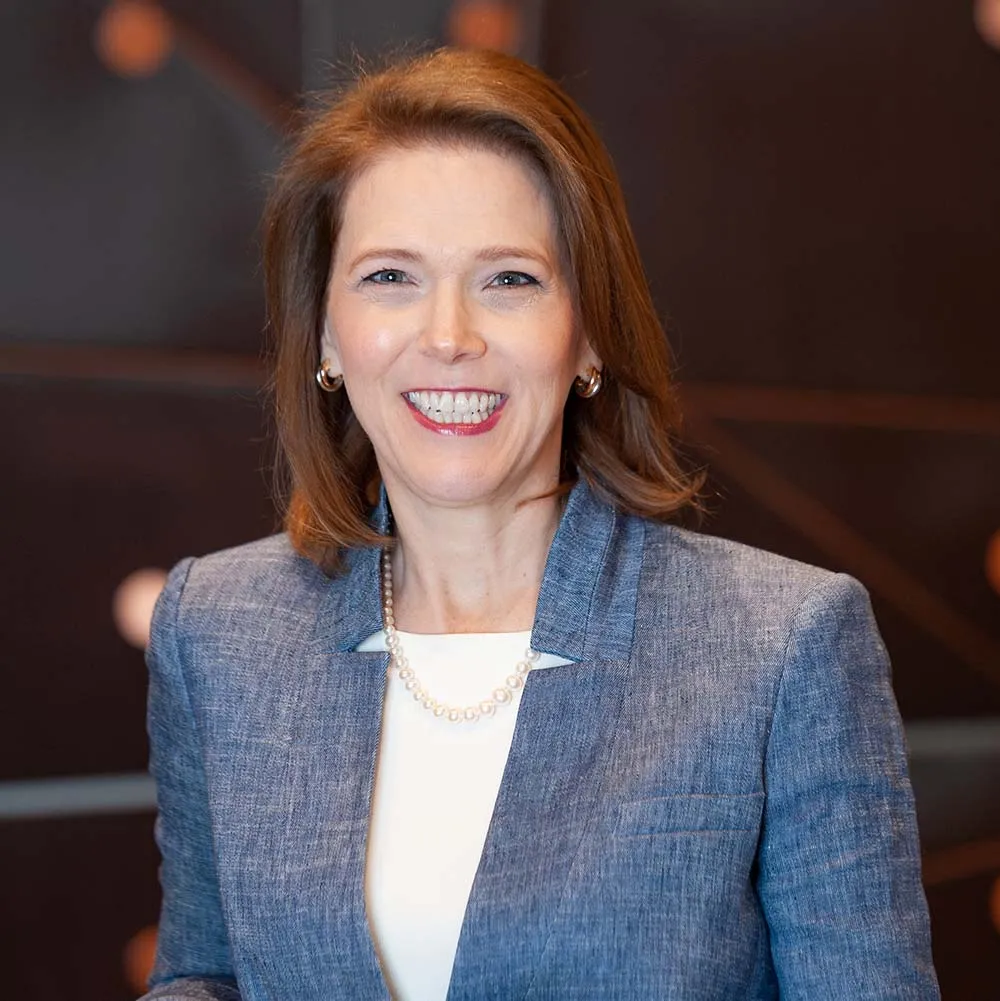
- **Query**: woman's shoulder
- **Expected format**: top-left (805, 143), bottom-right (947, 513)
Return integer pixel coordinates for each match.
top-left (637, 518), bottom-right (869, 620)
top-left (629, 520), bottom-right (886, 690)
top-left (160, 533), bottom-right (333, 630)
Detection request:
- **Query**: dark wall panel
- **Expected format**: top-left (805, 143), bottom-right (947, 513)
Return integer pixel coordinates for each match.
top-left (544, 0), bottom-right (1000, 396)
top-left (0, 813), bottom-right (160, 999)
top-left (2, 376), bottom-right (274, 781)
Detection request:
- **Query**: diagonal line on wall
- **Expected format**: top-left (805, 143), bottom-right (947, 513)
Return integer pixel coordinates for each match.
top-left (685, 410), bottom-right (1000, 690)
top-left (171, 13), bottom-right (296, 134)
top-left (680, 384), bottom-right (1000, 435)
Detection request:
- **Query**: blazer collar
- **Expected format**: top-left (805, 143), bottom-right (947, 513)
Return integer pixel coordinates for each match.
top-left (314, 479), bottom-right (643, 662)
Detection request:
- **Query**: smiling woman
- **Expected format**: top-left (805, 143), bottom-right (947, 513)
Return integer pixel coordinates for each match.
top-left (264, 49), bottom-right (700, 580)
top-left (141, 48), bottom-right (939, 1001)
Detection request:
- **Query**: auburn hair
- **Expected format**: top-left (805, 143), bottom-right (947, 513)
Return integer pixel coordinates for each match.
top-left (264, 47), bottom-right (703, 572)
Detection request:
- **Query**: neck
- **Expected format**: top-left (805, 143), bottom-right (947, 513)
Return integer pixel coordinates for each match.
top-left (383, 489), bottom-right (563, 634)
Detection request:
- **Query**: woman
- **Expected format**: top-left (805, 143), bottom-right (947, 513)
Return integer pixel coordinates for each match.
top-left (143, 48), bottom-right (939, 1000)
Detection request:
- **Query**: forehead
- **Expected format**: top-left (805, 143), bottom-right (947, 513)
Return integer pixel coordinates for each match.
top-left (334, 143), bottom-right (561, 260)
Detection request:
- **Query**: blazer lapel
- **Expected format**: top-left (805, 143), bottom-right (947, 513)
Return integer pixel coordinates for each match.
top-left (446, 482), bottom-right (645, 1000)
top-left (445, 655), bottom-right (631, 1001)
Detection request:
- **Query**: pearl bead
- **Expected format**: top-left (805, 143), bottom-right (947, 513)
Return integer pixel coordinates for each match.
top-left (381, 542), bottom-right (536, 723)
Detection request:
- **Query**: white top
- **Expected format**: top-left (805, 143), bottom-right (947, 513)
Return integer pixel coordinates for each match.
top-left (356, 629), bottom-right (570, 1001)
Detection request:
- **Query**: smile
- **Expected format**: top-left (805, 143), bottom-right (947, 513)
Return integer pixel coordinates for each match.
top-left (404, 389), bottom-right (503, 426)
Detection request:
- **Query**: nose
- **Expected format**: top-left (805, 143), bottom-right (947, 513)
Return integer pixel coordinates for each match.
top-left (417, 283), bottom-right (486, 364)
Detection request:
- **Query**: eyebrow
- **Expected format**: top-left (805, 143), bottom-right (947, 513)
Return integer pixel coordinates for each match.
top-left (346, 245), bottom-right (552, 272)
top-left (346, 248), bottom-right (423, 272)
top-left (475, 245), bottom-right (551, 264)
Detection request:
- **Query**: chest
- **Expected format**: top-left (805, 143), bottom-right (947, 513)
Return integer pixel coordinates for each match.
top-left (190, 638), bottom-right (779, 1000)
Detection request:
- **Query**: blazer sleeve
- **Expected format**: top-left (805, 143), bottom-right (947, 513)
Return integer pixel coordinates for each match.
top-left (139, 558), bottom-right (243, 1001)
top-left (755, 573), bottom-right (940, 1000)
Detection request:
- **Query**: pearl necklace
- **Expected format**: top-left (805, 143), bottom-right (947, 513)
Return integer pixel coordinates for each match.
top-left (380, 549), bottom-right (540, 723)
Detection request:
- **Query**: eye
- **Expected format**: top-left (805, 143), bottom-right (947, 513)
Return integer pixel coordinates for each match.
top-left (362, 269), bottom-right (409, 285)
top-left (490, 271), bottom-right (538, 288)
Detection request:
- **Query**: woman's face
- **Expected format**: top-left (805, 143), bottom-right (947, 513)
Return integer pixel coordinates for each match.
top-left (323, 143), bottom-right (598, 514)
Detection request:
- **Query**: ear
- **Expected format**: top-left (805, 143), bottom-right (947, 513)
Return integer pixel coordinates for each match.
top-left (577, 336), bottom-right (602, 378)
top-left (319, 319), bottom-right (342, 375)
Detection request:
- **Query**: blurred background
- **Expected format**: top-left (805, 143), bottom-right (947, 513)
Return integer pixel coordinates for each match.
top-left (1, 0), bottom-right (998, 996)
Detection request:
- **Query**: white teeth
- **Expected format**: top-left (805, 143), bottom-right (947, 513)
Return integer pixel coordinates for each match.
top-left (406, 389), bottom-right (502, 425)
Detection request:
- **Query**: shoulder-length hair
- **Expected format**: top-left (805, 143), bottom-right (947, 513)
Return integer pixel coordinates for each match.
top-left (264, 46), bottom-right (702, 572)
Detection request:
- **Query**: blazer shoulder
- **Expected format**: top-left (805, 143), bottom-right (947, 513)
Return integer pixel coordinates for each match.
top-left (166, 534), bottom-right (331, 634)
top-left (640, 520), bottom-right (865, 618)
top-left (633, 521), bottom-right (883, 701)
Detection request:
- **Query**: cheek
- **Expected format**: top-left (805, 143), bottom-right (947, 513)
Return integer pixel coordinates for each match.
top-left (339, 330), bottom-right (390, 370)
top-left (334, 314), bottom-right (410, 377)
top-left (529, 321), bottom-right (585, 381)
top-left (505, 298), bottom-right (577, 361)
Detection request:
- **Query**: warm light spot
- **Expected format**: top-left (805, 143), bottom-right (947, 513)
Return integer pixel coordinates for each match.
top-left (94, 0), bottom-right (174, 78)
top-left (123, 924), bottom-right (158, 993)
top-left (112, 567), bottom-right (168, 649)
top-left (447, 0), bottom-right (522, 54)
top-left (975, 0), bottom-right (1000, 50)
top-left (986, 530), bottom-right (1000, 596)
top-left (991, 876), bottom-right (1000, 935)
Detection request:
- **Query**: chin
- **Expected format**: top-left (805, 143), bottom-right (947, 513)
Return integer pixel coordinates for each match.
top-left (379, 435), bottom-right (561, 511)
top-left (386, 462), bottom-right (527, 511)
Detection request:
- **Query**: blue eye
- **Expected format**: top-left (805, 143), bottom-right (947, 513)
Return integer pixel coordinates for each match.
top-left (363, 269), bottom-right (408, 284)
top-left (491, 271), bottom-right (538, 288)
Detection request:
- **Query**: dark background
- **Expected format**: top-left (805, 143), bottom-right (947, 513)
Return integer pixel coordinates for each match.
top-left (2, 0), bottom-right (998, 996)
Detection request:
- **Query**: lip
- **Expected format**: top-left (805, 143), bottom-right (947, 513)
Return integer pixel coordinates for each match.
top-left (404, 386), bottom-right (503, 395)
top-left (403, 391), bottom-right (507, 437)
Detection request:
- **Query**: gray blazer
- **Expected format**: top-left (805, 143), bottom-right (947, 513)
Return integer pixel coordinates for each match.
top-left (143, 481), bottom-right (939, 1000)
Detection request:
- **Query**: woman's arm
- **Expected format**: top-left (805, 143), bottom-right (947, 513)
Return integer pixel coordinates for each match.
top-left (756, 573), bottom-right (939, 999)
top-left (139, 558), bottom-right (243, 1001)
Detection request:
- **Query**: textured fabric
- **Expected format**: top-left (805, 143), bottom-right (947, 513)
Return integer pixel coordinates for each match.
top-left (143, 480), bottom-right (939, 1000)
top-left (357, 630), bottom-right (569, 1001)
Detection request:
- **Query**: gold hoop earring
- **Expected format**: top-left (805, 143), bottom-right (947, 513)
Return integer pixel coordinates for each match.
top-left (315, 359), bottom-right (343, 393)
top-left (573, 367), bottom-right (603, 398)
